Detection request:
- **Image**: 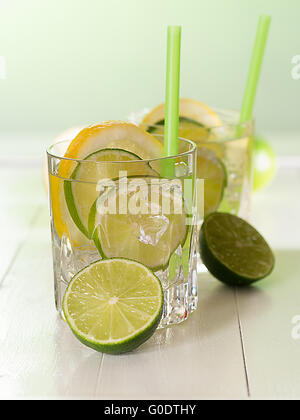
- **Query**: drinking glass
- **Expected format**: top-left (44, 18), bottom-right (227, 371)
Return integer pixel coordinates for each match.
top-left (140, 108), bottom-right (254, 220)
top-left (47, 136), bottom-right (198, 328)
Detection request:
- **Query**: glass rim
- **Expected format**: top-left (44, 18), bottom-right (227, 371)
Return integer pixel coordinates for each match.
top-left (46, 135), bottom-right (197, 164)
top-left (136, 107), bottom-right (254, 144)
top-left (138, 106), bottom-right (254, 126)
top-left (140, 119), bottom-right (254, 145)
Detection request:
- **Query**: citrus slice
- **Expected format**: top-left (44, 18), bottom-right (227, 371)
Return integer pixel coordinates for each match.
top-left (199, 212), bottom-right (275, 286)
top-left (50, 122), bottom-right (163, 246)
top-left (63, 258), bottom-right (164, 354)
top-left (197, 147), bottom-right (227, 216)
top-left (88, 176), bottom-right (188, 271)
top-left (64, 121), bottom-right (163, 164)
top-left (64, 148), bottom-right (157, 238)
top-left (142, 98), bottom-right (222, 144)
top-left (147, 117), bottom-right (211, 144)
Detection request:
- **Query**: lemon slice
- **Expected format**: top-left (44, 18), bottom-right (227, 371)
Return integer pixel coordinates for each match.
top-left (197, 147), bottom-right (227, 216)
top-left (50, 122), bottom-right (163, 246)
top-left (64, 121), bottom-right (163, 165)
top-left (142, 98), bottom-right (222, 144)
top-left (88, 176), bottom-right (188, 271)
top-left (63, 258), bottom-right (163, 354)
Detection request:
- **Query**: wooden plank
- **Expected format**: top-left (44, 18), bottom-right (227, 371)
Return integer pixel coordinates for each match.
top-left (0, 164), bottom-right (248, 399)
top-left (0, 163), bottom-right (103, 399)
top-left (0, 214), bottom-right (248, 399)
top-left (0, 205), bottom-right (248, 399)
top-left (0, 208), bottom-right (103, 399)
top-left (236, 250), bottom-right (300, 400)
top-left (0, 167), bottom-right (45, 283)
top-left (95, 273), bottom-right (248, 400)
top-left (237, 167), bottom-right (300, 400)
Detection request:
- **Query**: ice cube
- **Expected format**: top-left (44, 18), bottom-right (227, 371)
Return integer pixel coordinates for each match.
top-left (129, 214), bottom-right (169, 246)
top-left (175, 161), bottom-right (189, 177)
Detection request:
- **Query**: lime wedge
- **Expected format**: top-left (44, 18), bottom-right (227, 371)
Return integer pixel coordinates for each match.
top-left (199, 212), bottom-right (275, 286)
top-left (64, 149), bottom-right (156, 238)
top-left (63, 258), bottom-right (163, 354)
top-left (197, 147), bottom-right (227, 216)
top-left (88, 176), bottom-right (188, 271)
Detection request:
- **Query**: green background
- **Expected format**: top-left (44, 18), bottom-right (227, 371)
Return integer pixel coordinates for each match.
top-left (0, 0), bottom-right (299, 134)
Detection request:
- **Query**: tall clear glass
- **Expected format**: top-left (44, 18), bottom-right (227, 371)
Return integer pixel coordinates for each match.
top-left (47, 137), bottom-right (198, 328)
top-left (140, 108), bottom-right (254, 220)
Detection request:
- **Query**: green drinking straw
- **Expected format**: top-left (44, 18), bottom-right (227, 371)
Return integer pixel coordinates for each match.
top-left (164, 26), bottom-right (182, 177)
top-left (239, 15), bottom-right (271, 125)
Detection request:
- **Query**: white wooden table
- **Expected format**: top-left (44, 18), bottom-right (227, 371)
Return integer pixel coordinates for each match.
top-left (1, 133), bottom-right (300, 400)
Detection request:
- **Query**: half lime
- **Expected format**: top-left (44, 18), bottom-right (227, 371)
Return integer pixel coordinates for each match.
top-left (199, 212), bottom-right (275, 286)
top-left (63, 258), bottom-right (164, 354)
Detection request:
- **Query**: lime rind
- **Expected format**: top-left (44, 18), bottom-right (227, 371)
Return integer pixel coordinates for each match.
top-left (64, 180), bottom-right (90, 238)
top-left (62, 258), bottom-right (163, 354)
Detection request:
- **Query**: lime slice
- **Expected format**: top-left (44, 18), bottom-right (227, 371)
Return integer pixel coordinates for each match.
top-left (199, 212), bottom-right (275, 286)
top-left (50, 122), bottom-right (163, 246)
top-left (63, 258), bottom-right (163, 354)
top-left (197, 147), bottom-right (227, 216)
top-left (64, 148), bottom-right (156, 238)
top-left (88, 177), bottom-right (188, 271)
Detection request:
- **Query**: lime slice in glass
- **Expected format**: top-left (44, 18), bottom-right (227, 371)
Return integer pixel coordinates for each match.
top-left (63, 258), bottom-right (163, 354)
top-left (197, 147), bottom-right (227, 216)
top-left (199, 212), bottom-right (275, 286)
top-left (88, 176), bottom-right (188, 271)
top-left (64, 148), bottom-right (156, 238)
